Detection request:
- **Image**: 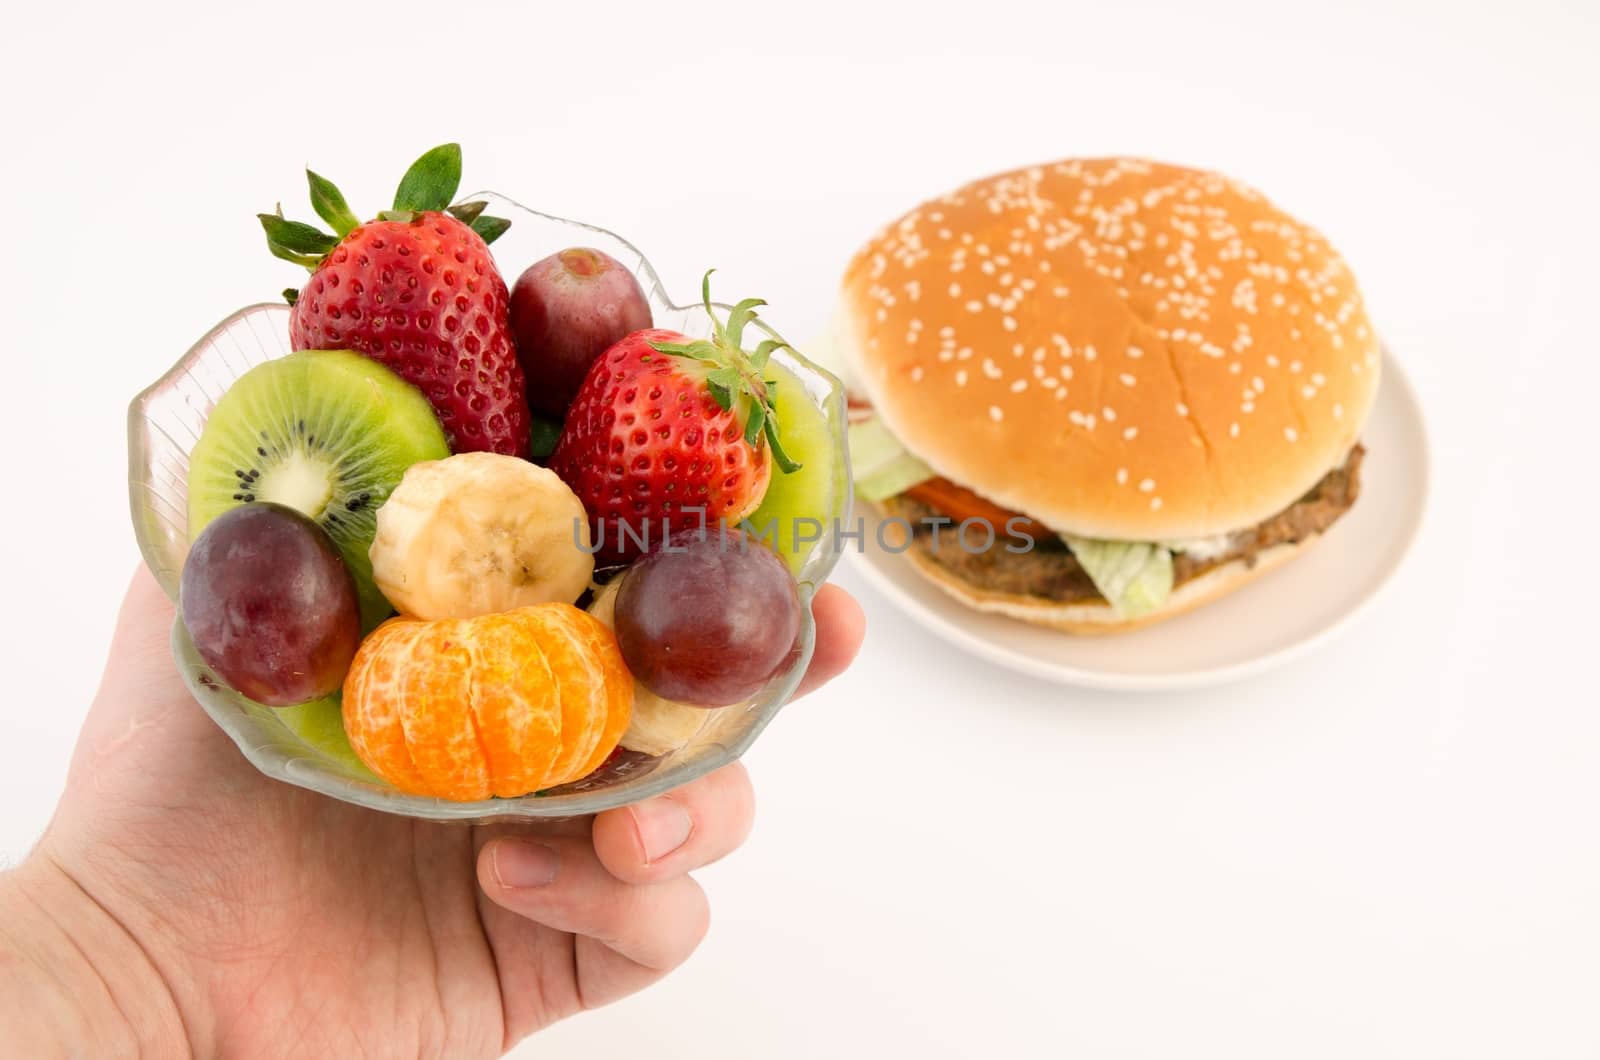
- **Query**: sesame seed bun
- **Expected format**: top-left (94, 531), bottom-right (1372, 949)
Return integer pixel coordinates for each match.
top-left (839, 158), bottom-right (1381, 540)
top-left (904, 538), bottom-right (1311, 634)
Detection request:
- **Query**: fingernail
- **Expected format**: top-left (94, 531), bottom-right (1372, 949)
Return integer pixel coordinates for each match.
top-left (494, 841), bottom-right (559, 888)
top-left (631, 798), bottom-right (694, 863)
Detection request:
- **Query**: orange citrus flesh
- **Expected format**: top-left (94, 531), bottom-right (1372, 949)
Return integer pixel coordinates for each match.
top-left (342, 604), bottom-right (633, 801)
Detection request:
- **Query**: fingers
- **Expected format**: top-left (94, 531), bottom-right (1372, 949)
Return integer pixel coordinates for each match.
top-left (794, 583), bottom-right (865, 699)
top-left (102, 567), bottom-right (181, 688)
top-left (477, 834), bottom-right (710, 1008)
top-left (590, 761), bottom-right (755, 885)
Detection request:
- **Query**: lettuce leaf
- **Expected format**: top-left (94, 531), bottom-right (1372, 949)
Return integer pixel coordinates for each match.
top-left (848, 416), bottom-right (935, 501)
top-left (1062, 537), bottom-right (1175, 618)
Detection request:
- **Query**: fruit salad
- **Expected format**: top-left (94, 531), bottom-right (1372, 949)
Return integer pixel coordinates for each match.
top-left (162, 144), bottom-right (842, 804)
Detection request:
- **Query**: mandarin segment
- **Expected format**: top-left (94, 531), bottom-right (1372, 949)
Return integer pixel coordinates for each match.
top-left (343, 619), bottom-right (429, 795)
top-left (528, 604), bottom-right (632, 789)
top-left (466, 611), bottom-right (562, 798)
top-left (397, 624), bottom-right (486, 801)
top-left (566, 610), bottom-right (636, 780)
top-left (341, 603), bottom-right (634, 801)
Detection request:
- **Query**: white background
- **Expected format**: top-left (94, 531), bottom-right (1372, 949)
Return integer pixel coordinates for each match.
top-left (2, 1), bottom-right (1598, 1056)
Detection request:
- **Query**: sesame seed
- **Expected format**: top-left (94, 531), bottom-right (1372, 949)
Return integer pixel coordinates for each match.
top-left (989, 405), bottom-right (1004, 422)
top-left (1230, 422), bottom-right (1240, 437)
top-left (909, 366), bottom-right (924, 382)
top-left (1116, 468), bottom-right (1129, 485)
top-left (1119, 373), bottom-right (1137, 387)
top-left (1175, 402), bottom-right (1189, 416)
top-left (1333, 403), bottom-right (1344, 419)
top-left (1289, 360), bottom-right (1302, 373)
top-left (955, 369), bottom-right (969, 386)
top-left (1123, 426), bottom-right (1138, 440)
top-left (1127, 346), bottom-right (1144, 359)
top-left (1312, 371), bottom-right (1327, 385)
top-left (982, 358), bottom-right (1002, 379)
top-left (1084, 346), bottom-right (1098, 361)
top-left (1252, 376), bottom-right (1266, 393)
top-left (1003, 316), bottom-right (1018, 331)
top-left (966, 301), bottom-right (983, 313)
top-left (1010, 379), bottom-right (1027, 393)
top-left (1053, 286), bottom-right (1070, 297)
top-left (1150, 497), bottom-right (1163, 511)
top-left (1139, 478), bottom-right (1156, 493)
top-left (949, 282), bottom-right (961, 297)
top-left (1302, 385), bottom-right (1316, 398)
top-left (1284, 427), bottom-right (1298, 441)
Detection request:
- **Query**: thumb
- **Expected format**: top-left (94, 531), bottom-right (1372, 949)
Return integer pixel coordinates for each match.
top-left (94, 566), bottom-right (187, 708)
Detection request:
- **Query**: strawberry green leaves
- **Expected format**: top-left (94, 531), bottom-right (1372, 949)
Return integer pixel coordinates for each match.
top-left (648, 271), bottom-right (802, 475)
top-left (259, 210), bottom-right (339, 266)
top-left (470, 215), bottom-right (511, 244)
top-left (307, 169), bottom-right (358, 237)
top-left (445, 199), bottom-right (511, 246)
top-left (393, 143), bottom-right (462, 213)
top-left (446, 199), bottom-right (488, 224)
top-left (260, 144), bottom-right (512, 272)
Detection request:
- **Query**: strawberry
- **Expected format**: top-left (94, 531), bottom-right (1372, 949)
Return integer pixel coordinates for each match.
top-left (549, 273), bottom-right (800, 563)
top-left (259, 144), bottom-right (532, 456)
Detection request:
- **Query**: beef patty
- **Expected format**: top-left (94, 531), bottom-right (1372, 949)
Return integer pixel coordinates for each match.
top-left (881, 445), bottom-right (1365, 604)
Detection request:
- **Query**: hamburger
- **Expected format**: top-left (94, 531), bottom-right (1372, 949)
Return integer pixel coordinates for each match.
top-left (839, 158), bottom-right (1379, 633)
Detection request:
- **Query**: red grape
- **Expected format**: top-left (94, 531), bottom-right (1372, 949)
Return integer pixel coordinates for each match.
top-left (614, 528), bottom-right (802, 707)
top-left (180, 503), bottom-right (362, 706)
top-left (510, 247), bottom-right (653, 418)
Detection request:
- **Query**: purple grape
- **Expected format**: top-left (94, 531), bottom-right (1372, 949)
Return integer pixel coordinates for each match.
top-left (180, 503), bottom-right (361, 706)
top-left (614, 528), bottom-right (803, 707)
top-left (510, 247), bottom-right (653, 418)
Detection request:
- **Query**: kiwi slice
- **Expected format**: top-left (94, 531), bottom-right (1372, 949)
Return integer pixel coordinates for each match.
top-left (187, 349), bottom-right (450, 628)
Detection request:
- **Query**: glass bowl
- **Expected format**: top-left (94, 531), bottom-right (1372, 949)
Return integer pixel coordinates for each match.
top-left (127, 192), bottom-right (851, 822)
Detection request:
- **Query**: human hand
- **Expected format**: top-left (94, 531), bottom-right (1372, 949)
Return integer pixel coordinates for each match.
top-left (0, 567), bottom-right (864, 1057)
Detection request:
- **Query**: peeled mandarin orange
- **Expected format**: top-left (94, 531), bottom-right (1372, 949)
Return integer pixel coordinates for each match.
top-left (342, 604), bottom-right (633, 801)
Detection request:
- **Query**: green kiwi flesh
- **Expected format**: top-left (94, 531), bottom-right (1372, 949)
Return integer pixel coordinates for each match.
top-left (186, 349), bottom-right (450, 628)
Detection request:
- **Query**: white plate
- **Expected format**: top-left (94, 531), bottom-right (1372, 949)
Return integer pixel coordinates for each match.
top-left (845, 350), bottom-right (1430, 691)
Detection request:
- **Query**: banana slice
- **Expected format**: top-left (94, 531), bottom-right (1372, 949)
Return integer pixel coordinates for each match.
top-left (371, 452), bottom-right (594, 620)
top-left (588, 579), bottom-right (710, 756)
